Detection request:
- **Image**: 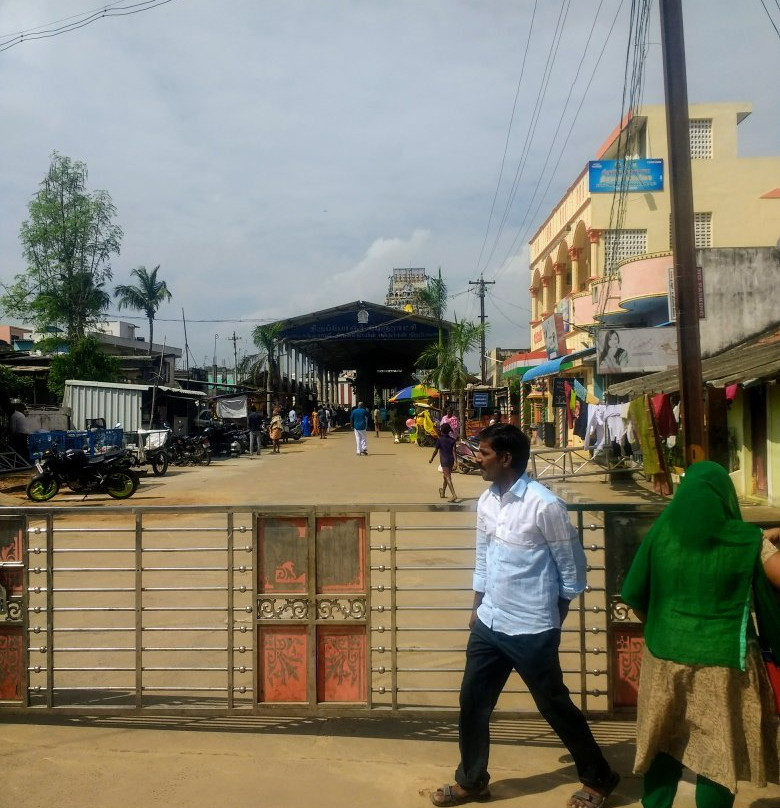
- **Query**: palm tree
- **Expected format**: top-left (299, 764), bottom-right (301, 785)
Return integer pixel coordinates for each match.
top-left (114, 265), bottom-right (172, 355)
top-left (245, 323), bottom-right (284, 408)
top-left (416, 318), bottom-right (486, 439)
top-left (413, 269), bottom-right (447, 346)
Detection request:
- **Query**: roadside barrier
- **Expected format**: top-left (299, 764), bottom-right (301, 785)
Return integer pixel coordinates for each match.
top-left (0, 502), bottom-right (693, 717)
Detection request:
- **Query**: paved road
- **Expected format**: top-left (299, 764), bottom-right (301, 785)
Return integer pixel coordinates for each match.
top-left (2, 430), bottom-right (778, 807)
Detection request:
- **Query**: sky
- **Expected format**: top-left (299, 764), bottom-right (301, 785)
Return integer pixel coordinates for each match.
top-left (1, 0), bottom-right (778, 373)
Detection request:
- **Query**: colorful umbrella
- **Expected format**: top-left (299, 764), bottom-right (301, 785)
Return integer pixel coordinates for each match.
top-left (388, 384), bottom-right (440, 402)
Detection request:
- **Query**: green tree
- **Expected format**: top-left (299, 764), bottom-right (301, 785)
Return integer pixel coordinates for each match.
top-left (46, 336), bottom-right (122, 399)
top-left (1, 152), bottom-right (122, 343)
top-left (0, 366), bottom-right (33, 412)
top-left (413, 269), bottom-right (447, 346)
top-left (238, 323), bottom-right (284, 406)
top-left (114, 265), bottom-right (172, 355)
top-left (416, 318), bottom-right (486, 438)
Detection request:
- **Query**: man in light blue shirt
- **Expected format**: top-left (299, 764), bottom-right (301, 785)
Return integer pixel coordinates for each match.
top-left (431, 424), bottom-right (619, 808)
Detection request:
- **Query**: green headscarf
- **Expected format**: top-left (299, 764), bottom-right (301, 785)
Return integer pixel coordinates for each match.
top-left (622, 461), bottom-right (779, 669)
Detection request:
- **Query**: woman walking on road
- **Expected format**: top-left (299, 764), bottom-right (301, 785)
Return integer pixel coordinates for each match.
top-left (622, 461), bottom-right (780, 808)
top-left (429, 423), bottom-right (458, 503)
top-left (269, 407), bottom-right (284, 454)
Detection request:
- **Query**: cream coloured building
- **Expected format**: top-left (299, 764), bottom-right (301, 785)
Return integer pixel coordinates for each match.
top-left (528, 101), bottom-right (780, 354)
top-left (521, 102), bottom-right (780, 503)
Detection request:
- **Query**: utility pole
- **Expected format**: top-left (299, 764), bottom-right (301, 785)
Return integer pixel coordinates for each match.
top-left (660, 0), bottom-right (707, 465)
top-left (468, 274), bottom-right (495, 384)
top-left (228, 331), bottom-right (241, 385)
top-left (213, 333), bottom-right (219, 396)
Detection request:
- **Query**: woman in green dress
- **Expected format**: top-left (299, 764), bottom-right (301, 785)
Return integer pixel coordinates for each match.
top-left (621, 461), bottom-right (780, 808)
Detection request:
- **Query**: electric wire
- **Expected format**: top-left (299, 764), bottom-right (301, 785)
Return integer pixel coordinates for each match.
top-left (0, 0), bottom-right (176, 53)
top-left (758, 0), bottom-right (780, 37)
top-left (473, 0), bottom-right (539, 275)
top-left (476, 0), bottom-right (573, 277)
top-left (596, 0), bottom-right (652, 324)
top-left (488, 0), bottom-right (621, 282)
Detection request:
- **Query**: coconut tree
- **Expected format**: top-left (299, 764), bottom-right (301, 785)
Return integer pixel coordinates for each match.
top-left (114, 265), bottom-right (172, 355)
top-left (416, 317), bottom-right (486, 439)
top-left (241, 323), bottom-right (284, 410)
top-left (413, 269), bottom-right (448, 343)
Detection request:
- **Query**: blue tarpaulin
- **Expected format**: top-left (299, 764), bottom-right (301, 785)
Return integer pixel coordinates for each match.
top-left (521, 347), bottom-right (596, 382)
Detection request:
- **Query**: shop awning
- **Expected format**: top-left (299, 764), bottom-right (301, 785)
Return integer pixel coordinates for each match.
top-left (606, 329), bottom-right (780, 397)
top-left (521, 346), bottom-right (596, 382)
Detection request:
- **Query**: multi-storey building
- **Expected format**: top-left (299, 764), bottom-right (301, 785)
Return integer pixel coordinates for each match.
top-left (520, 102), bottom-right (780, 502)
top-left (528, 102), bottom-right (779, 352)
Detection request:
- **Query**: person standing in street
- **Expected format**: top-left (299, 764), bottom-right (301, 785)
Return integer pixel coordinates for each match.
top-left (372, 404), bottom-right (381, 438)
top-left (350, 401), bottom-right (369, 455)
top-left (429, 422), bottom-right (458, 503)
top-left (10, 400), bottom-right (31, 461)
top-left (430, 423), bottom-right (619, 808)
top-left (247, 406), bottom-right (263, 456)
top-left (316, 403), bottom-right (328, 439)
top-left (269, 407), bottom-right (283, 454)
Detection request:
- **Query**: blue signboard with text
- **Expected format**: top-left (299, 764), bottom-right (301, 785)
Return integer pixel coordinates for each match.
top-left (472, 392), bottom-right (489, 408)
top-left (588, 158), bottom-right (664, 193)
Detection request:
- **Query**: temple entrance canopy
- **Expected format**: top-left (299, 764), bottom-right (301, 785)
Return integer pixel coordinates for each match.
top-left (275, 300), bottom-right (447, 405)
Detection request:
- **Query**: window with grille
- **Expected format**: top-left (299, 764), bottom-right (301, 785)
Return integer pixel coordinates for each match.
top-left (668, 213), bottom-right (712, 248)
top-left (603, 229), bottom-right (647, 273)
top-left (694, 212), bottom-right (712, 247)
top-left (689, 119), bottom-right (712, 159)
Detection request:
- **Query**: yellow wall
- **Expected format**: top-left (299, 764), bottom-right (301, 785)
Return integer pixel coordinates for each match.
top-left (768, 385), bottom-right (780, 507)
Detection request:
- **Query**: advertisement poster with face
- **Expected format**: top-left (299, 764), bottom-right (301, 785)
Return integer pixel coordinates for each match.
top-left (541, 313), bottom-right (564, 359)
top-left (596, 327), bottom-right (678, 374)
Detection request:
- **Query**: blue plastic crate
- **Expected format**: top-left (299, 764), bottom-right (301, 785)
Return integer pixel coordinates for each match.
top-left (27, 428), bottom-right (122, 460)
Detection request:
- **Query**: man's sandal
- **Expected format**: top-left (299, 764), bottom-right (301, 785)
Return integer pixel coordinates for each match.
top-left (430, 783), bottom-right (491, 806)
top-left (566, 771), bottom-right (620, 808)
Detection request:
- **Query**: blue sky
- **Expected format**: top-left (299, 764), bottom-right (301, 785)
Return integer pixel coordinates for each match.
top-left (1, 0), bottom-right (778, 370)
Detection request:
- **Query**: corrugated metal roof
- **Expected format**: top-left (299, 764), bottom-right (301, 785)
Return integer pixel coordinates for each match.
top-left (607, 329), bottom-right (780, 397)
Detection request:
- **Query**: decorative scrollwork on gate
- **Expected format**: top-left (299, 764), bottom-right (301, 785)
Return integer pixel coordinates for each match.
top-left (257, 597), bottom-right (309, 620)
top-left (317, 597), bottom-right (367, 620)
top-left (609, 597), bottom-right (634, 622)
top-left (0, 583), bottom-right (22, 624)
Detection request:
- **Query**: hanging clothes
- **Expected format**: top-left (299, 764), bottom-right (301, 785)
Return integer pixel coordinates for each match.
top-left (573, 401), bottom-right (589, 440)
top-left (651, 393), bottom-right (678, 439)
top-left (584, 404), bottom-right (607, 450)
top-left (628, 396), bottom-right (664, 476)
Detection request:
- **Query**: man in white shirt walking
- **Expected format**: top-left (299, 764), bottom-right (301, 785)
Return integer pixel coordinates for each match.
top-left (430, 424), bottom-right (619, 808)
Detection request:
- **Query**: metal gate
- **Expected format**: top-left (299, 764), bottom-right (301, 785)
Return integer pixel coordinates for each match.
top-left (0, 502), bottom-right (666, 716)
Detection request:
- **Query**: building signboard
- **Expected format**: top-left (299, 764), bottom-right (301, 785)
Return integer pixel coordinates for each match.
top-left (541, 313), bottom-right (565, 359)
top-left (596, 327), bottom-right (677, 374)
top-left (588, 158), bottom-right (664, 193)
top-left (667, 267), bottom-right (705, 321)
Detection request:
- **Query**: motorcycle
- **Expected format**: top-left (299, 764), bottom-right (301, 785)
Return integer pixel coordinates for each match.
top-left (282, 418), bottom-right (302, 443)
top-left (200, 423), bottom-right (242, 456)
top-left (454, 439), bottom-right (481, 474)
top-left (166, 432), bottom-right (212, 466)
top-left (26, 445), bottom-right (140, 501)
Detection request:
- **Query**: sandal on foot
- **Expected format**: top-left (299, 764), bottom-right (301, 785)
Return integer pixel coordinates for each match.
top-left (567, 770), bottom-right (620, 808)
top-left (430, 783), bottom-right (491, 806)
top-left (438, 486), bottom-right (445, 498)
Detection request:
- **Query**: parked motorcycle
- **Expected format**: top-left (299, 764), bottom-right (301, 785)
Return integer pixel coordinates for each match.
top-left (166, 432), bottom-right (211, 466)
top-left (282, 417), bottom-right (302, 443)
top-left (454, 439), bottom-right (481, 474)
top-left (200, 424), bottom-right (240, 456)
top-left (26, 445), bottom-right (140, 501)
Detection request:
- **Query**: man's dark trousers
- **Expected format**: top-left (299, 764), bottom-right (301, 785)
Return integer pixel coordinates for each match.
top-left (455, 618), bottom-right (612, 791)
